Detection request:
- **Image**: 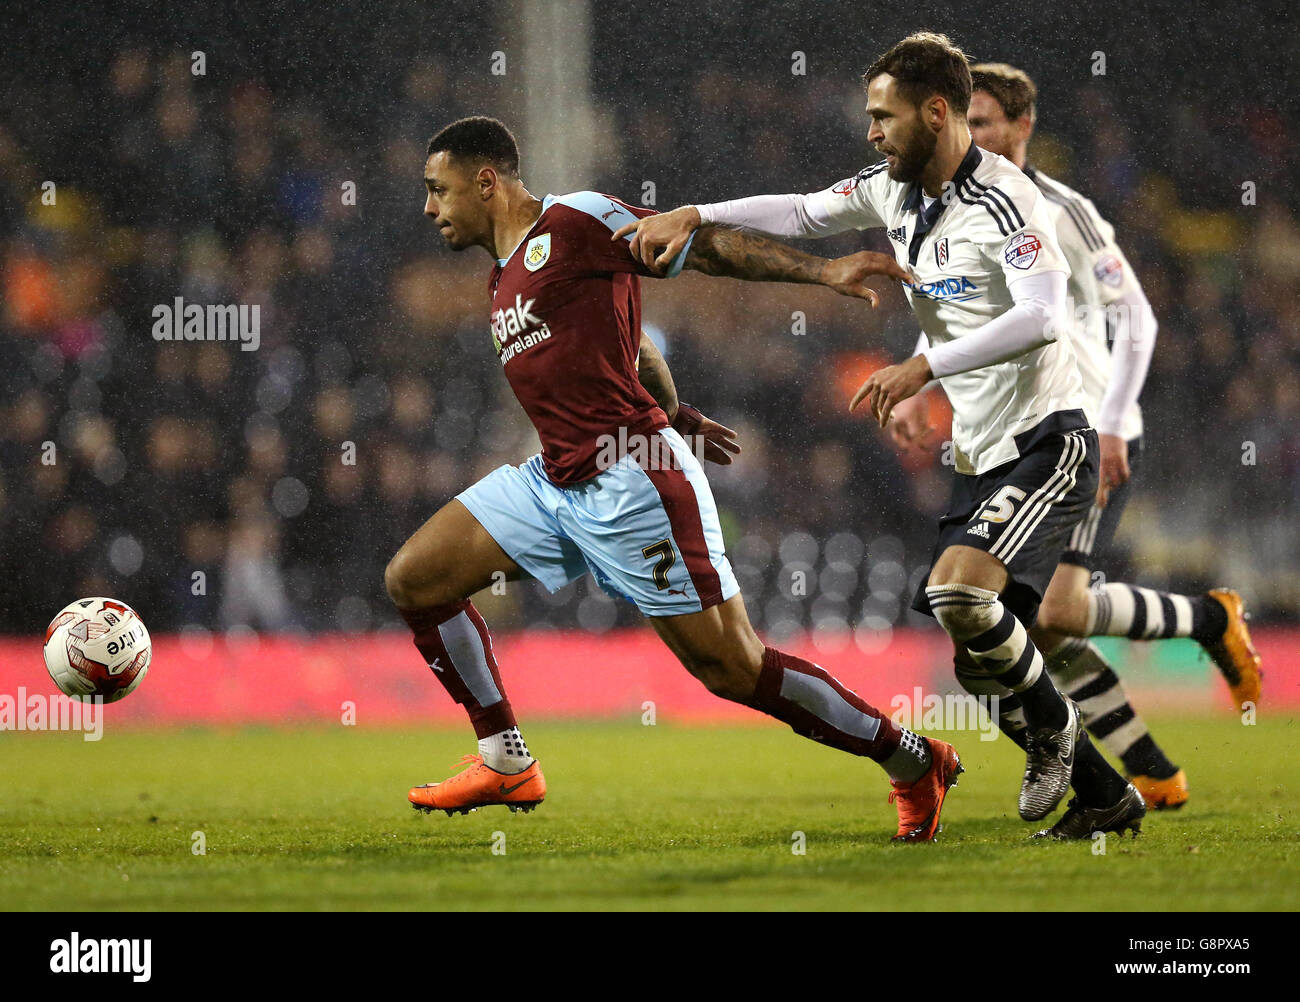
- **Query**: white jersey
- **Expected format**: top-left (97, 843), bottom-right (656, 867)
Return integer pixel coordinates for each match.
top-left (816, 144), bottom-right (1087, 474)
top-left (1024, 166), bottom-right (1143, 442)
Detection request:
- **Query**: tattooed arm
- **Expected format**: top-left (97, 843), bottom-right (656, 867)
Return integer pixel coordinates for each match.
top-left (681, 225), bottom-right (909, 305)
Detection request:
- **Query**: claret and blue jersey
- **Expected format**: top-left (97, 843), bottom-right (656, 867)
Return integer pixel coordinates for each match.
top-left (486, 191), bottom-right (693, 487)
top-left (461, 191), bottom-right (737, 617)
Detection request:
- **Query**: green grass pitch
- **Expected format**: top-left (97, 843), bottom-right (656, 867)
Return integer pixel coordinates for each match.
top-left (0, 715), bottom-right (1293, 910)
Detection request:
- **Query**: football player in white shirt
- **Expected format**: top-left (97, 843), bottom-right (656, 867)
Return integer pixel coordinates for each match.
top-left (616, 32), bottom-right (1144, 838)
top-left (888, 62), bottom-right (1259, 811)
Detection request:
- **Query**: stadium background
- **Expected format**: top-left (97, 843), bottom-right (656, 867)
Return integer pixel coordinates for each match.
top-left (1, 1), bottom-right (1296, 722)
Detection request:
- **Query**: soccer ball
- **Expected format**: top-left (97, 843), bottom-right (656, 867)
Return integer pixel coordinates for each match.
top-left (43, 597), bottom-right (152, 702)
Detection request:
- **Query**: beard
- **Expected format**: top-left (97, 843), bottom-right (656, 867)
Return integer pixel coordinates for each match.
top-left (885, 121), bottom-right (938, 184)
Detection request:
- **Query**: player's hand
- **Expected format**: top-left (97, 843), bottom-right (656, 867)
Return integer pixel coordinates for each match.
top-left (887, 391), bottom-right (934, 450)
top-left (849, 355), bottom-right (934, 428)
top-left (672, 404), bottom-right (741, 465)
top-left (612, 206), bottom-right (701, 274)
top-left (1096, 433), bottom-right (1130, 509)
top-left (694, 413), bottom-right (742, 465)
top-left (819, 251), bottom-right (911, 306)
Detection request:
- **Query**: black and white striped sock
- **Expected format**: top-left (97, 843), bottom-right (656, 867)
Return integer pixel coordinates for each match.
top-left (953, 655), bottom-right (1128, 806)
top-left (1045, 638), bottom-right (1178, 779)
top-left (928, 584), bottom-right (1067, 730)
top-left (953, 660), bottom-right (1030, 749)
top-left (1087, 584), bottom-right (1226, 643)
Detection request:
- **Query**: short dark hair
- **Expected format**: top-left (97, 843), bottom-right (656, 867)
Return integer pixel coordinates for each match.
top-left (970, 63), bottom-right (1038, 123)
top-left (426, 116), bottom-right (520, 176)
top-left (863, 32), bottom-right (972, 116)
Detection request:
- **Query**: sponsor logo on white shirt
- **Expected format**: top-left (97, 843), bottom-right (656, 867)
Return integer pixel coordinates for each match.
top-left (1004, 232), bottom-right (1043, 270)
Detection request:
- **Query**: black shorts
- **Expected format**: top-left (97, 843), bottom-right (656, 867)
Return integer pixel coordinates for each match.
top-left (1060, 437), bottom-right (1141, 569)
top-left (911, 412), bottom-right (1099, 626)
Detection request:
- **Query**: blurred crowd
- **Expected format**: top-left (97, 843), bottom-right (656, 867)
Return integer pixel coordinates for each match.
top-left (2, 18), bottom-right (1296, 637)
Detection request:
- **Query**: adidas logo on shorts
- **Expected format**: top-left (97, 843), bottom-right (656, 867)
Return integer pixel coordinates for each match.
top-left (967, 521), bottom-right (991, 539)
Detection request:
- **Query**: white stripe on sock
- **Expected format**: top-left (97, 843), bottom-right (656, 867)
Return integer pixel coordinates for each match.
top-left (779, 670), bottom-right (882, 741)
top-left (1102, 717), bottom-right (1150, 758)
top-left (1105, 585), bottom-right (1137, 636)
top-left (1077, 682), bottom-right (1130, 720)
top-left (1140, 588), bottom-right (1163, 639)
top-left (437, 612), bottom-right (504, 707)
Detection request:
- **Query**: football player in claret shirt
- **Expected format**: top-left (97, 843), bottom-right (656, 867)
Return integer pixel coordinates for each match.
top-left (382, 115), bottom-right (965, 843)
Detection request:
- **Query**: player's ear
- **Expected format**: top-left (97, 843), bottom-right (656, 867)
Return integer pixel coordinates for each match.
top-left (477, 165), bottom-right (498, 201)
top-left (925, 94), bottom-right (947, 132)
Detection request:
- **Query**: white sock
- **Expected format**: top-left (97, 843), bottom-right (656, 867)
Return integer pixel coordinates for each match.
top-left (478, 726), bottom-right (533, 774)
top-left (883, 727), bottom-right (932, 783)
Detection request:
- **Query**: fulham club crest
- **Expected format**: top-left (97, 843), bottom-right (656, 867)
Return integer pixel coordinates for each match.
top-left (935, 237), bottom-right (949, 269)
top-left (524, 233), bottom-right (552, 272)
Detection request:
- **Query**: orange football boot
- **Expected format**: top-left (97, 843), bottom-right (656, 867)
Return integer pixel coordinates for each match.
top-left (409, 754), bottom-right (546, 816)
top-left (888, 738), bottom-right (963, 842)
top-left (1130, 769), bottom-right (1189, 810)
top-left (1201, 589), bottom-right (1262, 710)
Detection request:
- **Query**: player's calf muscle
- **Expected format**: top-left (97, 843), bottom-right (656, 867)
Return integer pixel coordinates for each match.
top-left (683, 652), bottom-right (757, 702)
top-left (651, 596), bottom-right (765, 702)
top-left (1035, 600), bottom-right (1088, 637)
top-left (1028, 624), bottom-right (1068, 656)
top-left (1035, 564), bottom-right (1092, 635)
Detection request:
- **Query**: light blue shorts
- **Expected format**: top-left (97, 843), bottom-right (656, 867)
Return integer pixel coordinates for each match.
top-left (457, 427), bottom-right (739, 616)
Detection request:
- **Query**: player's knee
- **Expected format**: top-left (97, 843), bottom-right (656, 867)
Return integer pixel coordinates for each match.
top-left (384, 548), bottom-right (446, 609)
top-left (926, 583), bottom-right (1001, 642)
top-left (383, 551), bottom-right (414, 606)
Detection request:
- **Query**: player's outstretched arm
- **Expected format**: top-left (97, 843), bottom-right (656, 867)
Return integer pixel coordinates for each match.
top-left (613, 186), bottom-right (868, 273)
top-left (681, 226), bottom-right (909, 306)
